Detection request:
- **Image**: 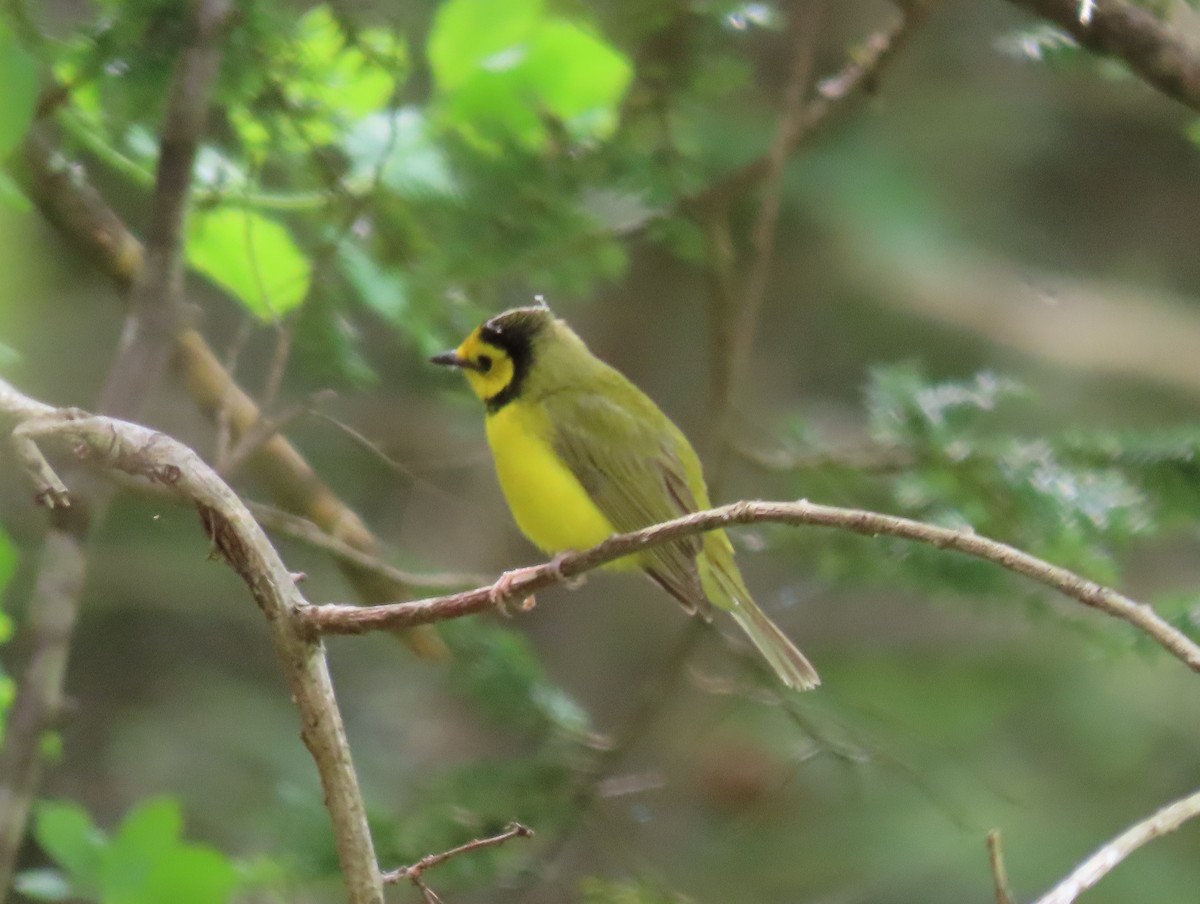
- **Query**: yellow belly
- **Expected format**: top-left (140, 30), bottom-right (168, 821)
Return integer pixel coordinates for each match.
top-left (486, 401), bottom-right (618, 555)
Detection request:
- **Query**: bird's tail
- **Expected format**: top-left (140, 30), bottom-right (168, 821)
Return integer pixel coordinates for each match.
top-left (702, 549), bottom-right (820, 691)
top-left (729, 596), bottom-right (821, 691)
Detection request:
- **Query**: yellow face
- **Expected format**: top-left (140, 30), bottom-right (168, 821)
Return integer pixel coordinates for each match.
top-left (431, 306), bottom-right (550, 410)
top-left (451, 329), bottom-right (515, 403)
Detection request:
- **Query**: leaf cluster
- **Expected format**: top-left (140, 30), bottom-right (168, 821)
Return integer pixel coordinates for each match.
top-left (18, 798), bottom-right (246, 904)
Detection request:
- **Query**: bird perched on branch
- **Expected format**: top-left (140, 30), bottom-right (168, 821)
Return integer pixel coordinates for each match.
top-left (432, 304), bottom-right (819, 690)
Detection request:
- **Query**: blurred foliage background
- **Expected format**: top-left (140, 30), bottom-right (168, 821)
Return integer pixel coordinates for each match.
top-left (2, 0), bottom-right (1200, 902)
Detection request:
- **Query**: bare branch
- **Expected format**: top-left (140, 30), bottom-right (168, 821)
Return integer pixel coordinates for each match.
top-left (1032, 786), bottom-right (1200, 904)
top-left (0, 380), bottom-right (385, 904)
top-left (382, 822), bottom-right (534, 887)
top-left (687, 1), bottom-right (936, 210)
top-left (175, 334), bottom-right (447, 658)
top-left (1005, 0), bottom-right (1200, 112)
top-left (0, 528), bottom-right (85, 895)
top-left (731, 0), bottom-right (827, 412)
top-left (220, 390), bottom-right (335, 478)
top-left (302, 499), bottom-right (1200, 676)
top-left (987, 829), bottom-right (1017, 904)
top-left (97, 0), bottom-right (233, 418)
top-left (13, 136), bottom-right (447, 658)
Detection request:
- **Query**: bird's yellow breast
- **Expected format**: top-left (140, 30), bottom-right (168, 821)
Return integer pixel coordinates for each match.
top-left (485, 400), bottom-right (620, 557)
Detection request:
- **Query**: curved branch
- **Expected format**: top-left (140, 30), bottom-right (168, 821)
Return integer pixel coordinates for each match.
top-left (0, 380), bottom-right (385, 904)
top-left (13, 133), bottom-right (447, 658)
top-left (1033, 786), bottom-right (1200, 904)
top-left (302, 499), bottom-right (1200, 676)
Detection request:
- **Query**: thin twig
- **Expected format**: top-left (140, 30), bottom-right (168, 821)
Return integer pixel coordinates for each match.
top-left (261, 318), bottom-right (296, 415)
top-left (221, 390), bottom-right (335, 478)
top-left (301, 499), bottom-right (1200, 676)
top-left (987, 829), bottom-right (1017, 904)
top-left (0, 380), bottom-right (385, 904)
top-left (728, 0), bottom-right (827, 419)
top-left (1033, 786), bottom-right (1200, 904)
top-left (248, 501), bottom-right (487, 589)
top-left (382, 822), bottom-right (534, 886)
top-left (214, 316), bottom-right (256, 471)
top-left (687, 1), bottom-right (936, 211)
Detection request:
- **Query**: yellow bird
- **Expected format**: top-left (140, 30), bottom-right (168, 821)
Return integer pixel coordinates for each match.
top-left (432, 305), bottom-right (819, 690)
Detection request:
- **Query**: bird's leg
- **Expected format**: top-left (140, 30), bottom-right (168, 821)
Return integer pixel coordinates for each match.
top-left (559, 555), bottom-right (587, 590)
top-left (489, 563), bottom-right (546, 616)
top-left (489, 552), bottom-right (584, 615)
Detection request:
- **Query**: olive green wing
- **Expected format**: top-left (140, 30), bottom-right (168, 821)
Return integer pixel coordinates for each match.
top-left (542, 385), bottom-right (712, 617)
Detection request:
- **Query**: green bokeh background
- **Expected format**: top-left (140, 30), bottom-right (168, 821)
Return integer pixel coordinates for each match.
top-left (2, 1), bottom-right (1200, 902)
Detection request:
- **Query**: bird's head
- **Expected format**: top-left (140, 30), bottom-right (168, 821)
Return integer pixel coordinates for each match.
top-left (431, 305), bottom-right (557, 410)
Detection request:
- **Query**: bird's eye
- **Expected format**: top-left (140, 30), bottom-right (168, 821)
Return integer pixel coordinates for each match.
top-left (477, 355), bottom-right (493, 373)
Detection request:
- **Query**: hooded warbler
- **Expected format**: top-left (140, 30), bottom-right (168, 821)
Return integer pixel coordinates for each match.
top-left (432, 305), bottom-right (819, 690)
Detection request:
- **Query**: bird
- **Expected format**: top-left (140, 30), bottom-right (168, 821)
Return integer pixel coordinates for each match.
top-left (431, 304), bottom-right (819, 690)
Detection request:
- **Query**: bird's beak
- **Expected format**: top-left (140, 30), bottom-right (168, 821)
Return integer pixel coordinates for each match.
top-left (430, 351), bottom-right (481, 371)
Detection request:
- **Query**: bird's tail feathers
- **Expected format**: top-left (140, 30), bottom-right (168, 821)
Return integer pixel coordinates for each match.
top-left (729, 597), bottom-right (821, 691)
top-left (702, 555), bottom-right (819, 691)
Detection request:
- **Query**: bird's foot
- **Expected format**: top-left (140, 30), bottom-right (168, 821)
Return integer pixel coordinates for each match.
top-left (490, 565), bottom-right (541, 617)
top-left (489, 553), bottom-right (583, 615)
top-left (545, 551), bottom-right (587, 589)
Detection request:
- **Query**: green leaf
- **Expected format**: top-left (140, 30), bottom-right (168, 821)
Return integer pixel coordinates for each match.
top-left (103, 797), bottom-right (239, 904)
top-left (343, 108), bottom-right (459, 199)
top-left (0, 524), bottom-right (16, 600)
top-left (428, 0), bottom-right (545, 91)
top-left (101, 797), bottom-right (183, 903)
top-left (428, 0), bottom-right (631, 149)
top-left (36, 798), bottom-right (240, 904)
top-left (521, 19), bottom-right (632, 141)
top-left (0, 23), bottom-right (39, 160)
top-left (291, 7), bottom-right (398, 118)
top-left (34, 802), bottom-right (107, 898)
top-left (0, 171), bottom-right (31, 213)
top-left (137, 847), bottom-right (238, 904)
top-left (187, 207), bottom-right (312, 320)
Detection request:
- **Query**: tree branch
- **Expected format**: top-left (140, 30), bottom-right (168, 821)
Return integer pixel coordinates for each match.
top-left (0, 3), bottom-right (233, 894)
top-left (13, 132), bottom-right (446, 658)
top-left (1004, 0), bottom-right (1200, 112)
top-left (730, 0), bottom-right (826, 415)
top-left (987, 829), bottom-right (1017, 904)
top-left (97, 0), bottom-right (232, 418)
top-left (0, 379), bottom-right (385, 904)
top-left (382, 821), bottom-right (533, 889)
top-left (1032, 786), bottom-right (1200, 904)
top-left (301, 499), bottom-right (1200, 676)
